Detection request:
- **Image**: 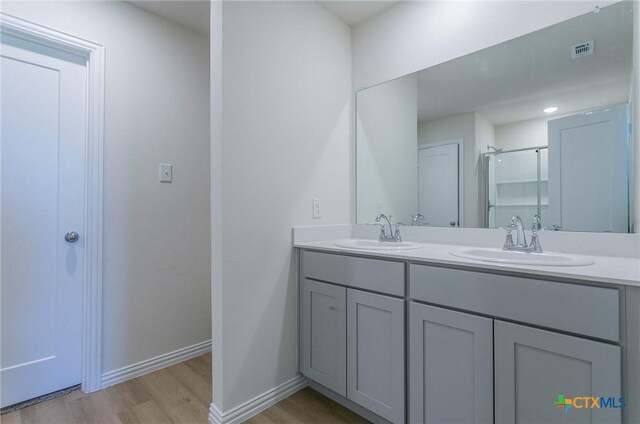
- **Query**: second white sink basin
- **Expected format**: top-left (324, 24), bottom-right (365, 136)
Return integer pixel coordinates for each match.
top-left (335, 239), bottom-right (422, 251)
top-left (451, 248), bottom-right (594, 266)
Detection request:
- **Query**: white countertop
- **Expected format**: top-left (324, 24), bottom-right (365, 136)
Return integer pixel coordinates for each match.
top-left (294, 239), bottom-right (640, 287)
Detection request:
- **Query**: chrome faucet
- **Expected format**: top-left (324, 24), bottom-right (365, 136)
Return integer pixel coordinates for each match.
top-left (532, 214), bottom-right (541, 231)
top-left (375, 213), bottom-right (402, 242)
top-left (412, 214), bottom-right (425, 226)
top-left (503, 215), bottom-right (543, 253)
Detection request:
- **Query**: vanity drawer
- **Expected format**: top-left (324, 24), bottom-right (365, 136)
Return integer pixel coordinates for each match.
top-left (410, 264), bottom-right (620, 341)
top-left (302, 251), bottom-right (405, 297)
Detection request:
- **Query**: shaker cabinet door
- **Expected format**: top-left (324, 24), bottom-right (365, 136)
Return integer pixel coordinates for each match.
top-left (347, 289), bottom-right (405, 423)
top-left (495, 320), bottom-right (622, 424)
top-left (300, 278), bottom-right (347, 396)
top-left (409, 302), bottom-right (493, 424)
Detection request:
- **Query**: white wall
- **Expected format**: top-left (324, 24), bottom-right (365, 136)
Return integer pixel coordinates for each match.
top-left (495, 116), bottom-right (550, 150)
top-left (1, 1), bottom-right (211, 374)
top-left (493, 107), bottom-right (619, 151)
top-left (210, 0), bottom-right (224, 417)
top-left (211, 1), bottom-right (351, 413)
top-left (633, 0), bottom-right (640, 233)
top-left (418, 114), bottom-right (475, 148)
top-left (352, 1), bottom-right (614, 91)
top-left (357, 74), bottom-right (417, 224)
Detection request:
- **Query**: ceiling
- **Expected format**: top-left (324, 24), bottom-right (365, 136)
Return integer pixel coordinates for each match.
top-left (415, 1), bottom-right (633, 125)
top-left (317, 1), bottom-right (399, 26)
top-left (127, 0), bottom-right (396, 35)
top-left (127, 1), bottom-right (210, 36)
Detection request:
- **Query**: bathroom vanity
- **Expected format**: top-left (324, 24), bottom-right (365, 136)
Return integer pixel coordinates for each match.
top-left (305, 3), bottom-right (640, 421)
top-left (295, 237), bottom-right (640, 424)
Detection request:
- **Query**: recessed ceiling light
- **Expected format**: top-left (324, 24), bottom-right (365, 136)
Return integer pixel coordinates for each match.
top-left (543, 106), bottom-right (559, 113)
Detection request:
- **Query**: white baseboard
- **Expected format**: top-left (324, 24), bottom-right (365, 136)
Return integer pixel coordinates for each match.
top-left (208, 375), bottom-right (308, 424)
top-left (101, 340), bottom-right (212, 388)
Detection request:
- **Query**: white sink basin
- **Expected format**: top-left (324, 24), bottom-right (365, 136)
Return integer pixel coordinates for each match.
top-left (335, 239), bottom-right (422, 251)
top-left (451, 248), bottom-right (594, 266)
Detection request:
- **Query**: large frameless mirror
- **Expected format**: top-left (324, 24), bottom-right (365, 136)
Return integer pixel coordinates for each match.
top-left (356, 2), bottom-right (634, 232)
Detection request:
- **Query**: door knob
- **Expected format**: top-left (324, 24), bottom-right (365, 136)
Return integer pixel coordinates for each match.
top-left (450, 221), bottom-right (457, 226)
top-left (64, 231), bottom-right (79, 243)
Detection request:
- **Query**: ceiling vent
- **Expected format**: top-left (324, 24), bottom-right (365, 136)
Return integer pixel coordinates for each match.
top-left (571, 40), bottom-right (594, 59)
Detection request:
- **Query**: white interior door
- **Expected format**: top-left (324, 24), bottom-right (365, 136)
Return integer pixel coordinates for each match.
top-left (1, 36), bottom-right (87, 407)
top-left (548, 104), bottom-right (629, 232)
top-left (418, 143), bottom-right (459, 227)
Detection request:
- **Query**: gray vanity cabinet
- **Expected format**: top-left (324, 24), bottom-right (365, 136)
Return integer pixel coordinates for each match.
top-left (409, 302), bottom-right (493, 424)
top-left (347, 289), bottom-right (405, 423)
top-left (494, 320), bottom-right (622, 424)
top-left (300, 278), bottom-right (347, 396)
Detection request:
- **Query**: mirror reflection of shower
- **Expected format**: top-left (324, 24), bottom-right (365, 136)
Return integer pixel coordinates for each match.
top-left (482, 104), bottom-right (629, 233)
top-left (482, 146), bottom-right (548, 229)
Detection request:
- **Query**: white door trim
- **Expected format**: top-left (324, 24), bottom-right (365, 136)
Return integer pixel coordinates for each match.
top-left (1, 13), bottom-right (105, 393)
top-left (418, 138), bottom-right (465, 227)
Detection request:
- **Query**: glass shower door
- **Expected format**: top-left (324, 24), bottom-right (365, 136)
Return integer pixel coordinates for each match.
top-left (491, 149), bottom-right (547, 228)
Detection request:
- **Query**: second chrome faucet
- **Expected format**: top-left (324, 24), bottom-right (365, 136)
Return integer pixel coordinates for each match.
top-left (503, 215), bottom-right (543, 253)
top-left (375, 213), bottom-right (402, 242)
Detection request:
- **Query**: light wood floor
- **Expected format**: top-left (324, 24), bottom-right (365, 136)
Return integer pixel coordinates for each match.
top-left (2, 354), bottom-right (212, 424)
top-left (246, 388), bottom-right (368, 424)
top-left (1, 353), bottom-right (367, 423)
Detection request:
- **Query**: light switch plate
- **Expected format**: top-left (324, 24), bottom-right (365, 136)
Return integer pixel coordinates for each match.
top-left (159, 163), bottom-right (172, 183)
top-left (312, 198), bottom-right (321, 219)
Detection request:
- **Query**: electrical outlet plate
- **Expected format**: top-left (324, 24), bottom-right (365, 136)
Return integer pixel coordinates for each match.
top-left (312, 198), bottom-right (321, 219)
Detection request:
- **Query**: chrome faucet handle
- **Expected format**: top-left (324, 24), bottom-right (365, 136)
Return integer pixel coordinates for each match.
top-left (377, 224), bottom-right (387, 242)
top-left (393, 225), bottom-right (402, 242)
top-left (529, 231), bottom-right (543, 253)
top-left (503, 226), bottom-right (515, 250)
top-left (528, 215), bottom-right (543, 252)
